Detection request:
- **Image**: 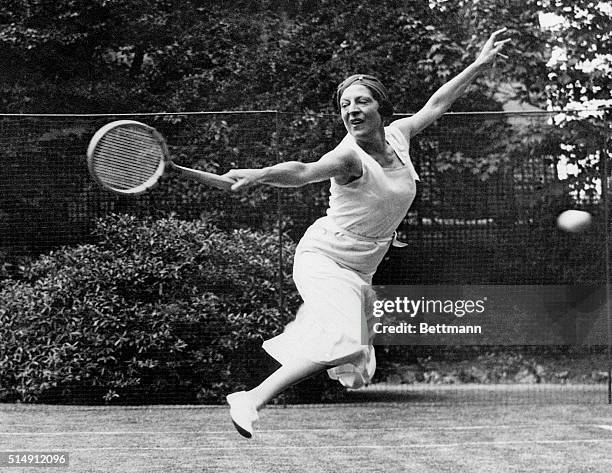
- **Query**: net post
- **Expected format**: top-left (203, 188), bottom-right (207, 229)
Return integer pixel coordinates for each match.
top-left (605, 131), bottom-right (612, 404)
top-left (274, 110), bottom-right (285, 319)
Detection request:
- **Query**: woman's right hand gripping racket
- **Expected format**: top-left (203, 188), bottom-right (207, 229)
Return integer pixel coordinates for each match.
top-left (87, 120), bottom-right (235, 195)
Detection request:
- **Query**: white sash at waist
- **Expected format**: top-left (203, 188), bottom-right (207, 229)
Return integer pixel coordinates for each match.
top-left (321, 216), bottom-right (408, 248)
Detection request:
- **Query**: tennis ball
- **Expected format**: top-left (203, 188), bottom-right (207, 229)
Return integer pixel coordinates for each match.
top-left (557, 210), bottom-right (592, 233)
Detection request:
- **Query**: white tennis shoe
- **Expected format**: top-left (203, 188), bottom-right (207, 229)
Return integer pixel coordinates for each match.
top-left (226, 391), bottom-right (259, 438)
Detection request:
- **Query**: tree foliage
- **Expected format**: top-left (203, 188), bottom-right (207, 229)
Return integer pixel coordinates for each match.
top-left (537, 0), bottom-right (611, 111)
top-left (2, 1), bottom-right (609, 114)
top-left (0, 0), bottom-right (511, 113)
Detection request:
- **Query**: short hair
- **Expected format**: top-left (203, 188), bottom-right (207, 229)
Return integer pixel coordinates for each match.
top-left (335, 74), bottom-right (394, 118)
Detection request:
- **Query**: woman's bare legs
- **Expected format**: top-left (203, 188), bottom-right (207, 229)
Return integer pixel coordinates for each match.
top-left (247, 358), bottom-right (325, 410)
top-left (226, 358), bottom-right (325, 437)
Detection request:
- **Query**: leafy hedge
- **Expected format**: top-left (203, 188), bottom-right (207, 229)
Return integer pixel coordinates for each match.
top-left (0, 214), bottom-right (309, 404)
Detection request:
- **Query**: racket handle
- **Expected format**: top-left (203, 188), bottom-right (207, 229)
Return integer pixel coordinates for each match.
top-left (170, 163), bottom-right (235, 190)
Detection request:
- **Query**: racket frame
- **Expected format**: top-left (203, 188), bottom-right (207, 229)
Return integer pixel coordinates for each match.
top-left (87, 120), bottom-right (169, 195)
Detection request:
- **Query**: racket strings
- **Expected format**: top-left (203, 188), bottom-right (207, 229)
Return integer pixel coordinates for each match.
top-left (92, 126), bottom-right (164, 191)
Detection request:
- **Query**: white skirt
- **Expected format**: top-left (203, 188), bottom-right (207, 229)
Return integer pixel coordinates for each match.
top-left (262, 220), bottom-right (388, 389)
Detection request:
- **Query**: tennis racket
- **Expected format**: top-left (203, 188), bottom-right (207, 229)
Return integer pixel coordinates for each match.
top-left (87, 120), bottom-right (235, 194)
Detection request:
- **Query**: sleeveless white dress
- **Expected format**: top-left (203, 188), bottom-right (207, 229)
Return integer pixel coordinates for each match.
top-left (263, 125), bottom-right (419, 388)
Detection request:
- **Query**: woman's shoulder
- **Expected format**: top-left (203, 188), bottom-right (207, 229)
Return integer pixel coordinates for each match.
top-left (335, 132), bottom-right (354, 149)
top-left (326, 136), bottom-right (364, 186)
top-left (385, 125), bottom-right (420, 181)
top-left (384, 124), bottom-right (410, 145)
top-left (330, 134), bottom-right (361, 162)
top-left (385, 124), bottom-right (411, 156)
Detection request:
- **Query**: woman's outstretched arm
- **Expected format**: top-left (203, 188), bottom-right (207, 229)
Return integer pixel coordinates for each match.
top-left (223, 146), bottom-right (361, 191)
top-left (392, 28), bottom-right (511, 139)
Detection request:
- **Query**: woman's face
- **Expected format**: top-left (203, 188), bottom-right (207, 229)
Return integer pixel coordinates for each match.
top-left (339, 84), bottom-right (383, 138)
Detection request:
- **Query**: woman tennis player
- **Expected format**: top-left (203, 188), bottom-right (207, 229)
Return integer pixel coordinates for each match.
top-left (223, 28), bottom-right (510, 438)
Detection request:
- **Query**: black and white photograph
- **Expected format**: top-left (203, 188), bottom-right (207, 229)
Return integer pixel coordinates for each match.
top-left (1, 1), bottom-right (611, 471)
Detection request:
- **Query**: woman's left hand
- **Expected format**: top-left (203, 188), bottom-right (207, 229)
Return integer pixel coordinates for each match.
top-left (474, 28), bottom-right (511, 67)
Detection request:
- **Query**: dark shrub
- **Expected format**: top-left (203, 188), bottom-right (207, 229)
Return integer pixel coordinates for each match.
top-left (0, 214), bottom-right (303, 404)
